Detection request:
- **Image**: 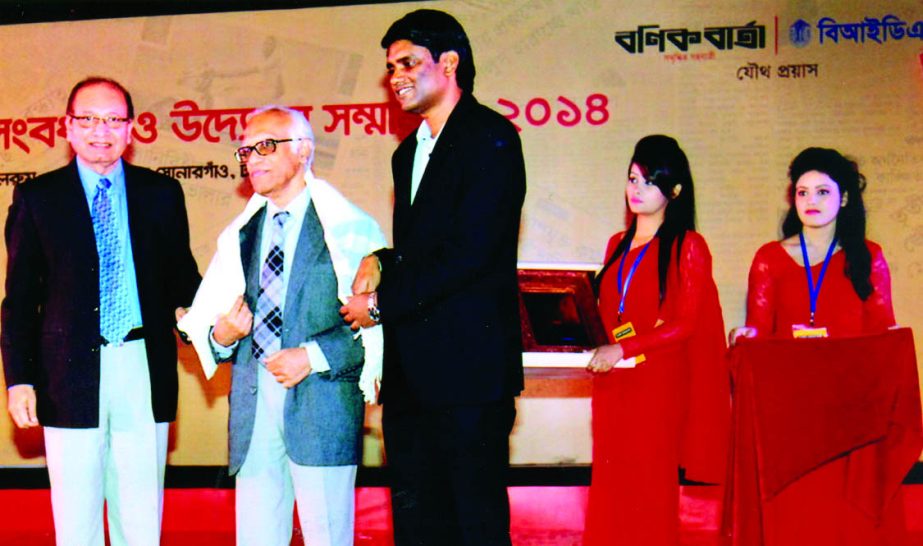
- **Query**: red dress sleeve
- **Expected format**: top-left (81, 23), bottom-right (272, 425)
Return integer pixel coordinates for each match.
top-left (619, 232), bottom-right (713, 359)
top-left (863, 241), bottom-right (896, 331)
top-left (746, 243), bottom-right (777, 336)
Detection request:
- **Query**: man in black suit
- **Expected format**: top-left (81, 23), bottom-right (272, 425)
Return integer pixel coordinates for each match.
top-left (2, 77), bottom-right (200, 546)
top-left (341, 10), bottom-right (526, 546)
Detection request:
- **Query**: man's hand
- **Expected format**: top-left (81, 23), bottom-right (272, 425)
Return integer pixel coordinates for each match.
top-left (340, 293), bottom-right (375, 330)
top-left (264, 348), bottom-right (312, 388)
top-left (174, 307), bottom-right (192, 343)
top-left (586, 343), bottom-right (625, 374)
top-left (351, 254), bottom-right (381, 294)
top-left (213, 295), bottom-right (253, 347)
top-left (8, 384), bottom-right (38, 428)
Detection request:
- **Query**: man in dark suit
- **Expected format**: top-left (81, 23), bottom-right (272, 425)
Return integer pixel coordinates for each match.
top-left (341, 9), bottom-right (526, 546)
top-left (208, 106), bottom-right (382, 546)
top-left (1, 77), bottom-right (200, 545)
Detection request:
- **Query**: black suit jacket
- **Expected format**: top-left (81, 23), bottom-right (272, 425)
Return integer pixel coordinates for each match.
top-left (376, 93), bottom-right (526, 409)
top-left (1, 160), bottom-right (201, 427)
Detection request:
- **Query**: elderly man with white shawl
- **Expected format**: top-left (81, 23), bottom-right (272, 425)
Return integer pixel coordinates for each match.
top-left (177, 106), bottom-right (385, 546)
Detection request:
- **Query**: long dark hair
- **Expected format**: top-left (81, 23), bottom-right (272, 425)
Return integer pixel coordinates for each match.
top-left (596, 135), bottom-right (696, 303)
top-left (782, 147), bottom-right (872, 300)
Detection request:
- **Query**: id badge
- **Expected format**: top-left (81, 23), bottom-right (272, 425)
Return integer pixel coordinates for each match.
top-left (792, 324), bottom-right (829, 338)
top-left (611, 322), bottom-right (646, 365)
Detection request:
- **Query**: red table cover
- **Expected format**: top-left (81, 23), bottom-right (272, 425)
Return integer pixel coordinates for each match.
top-left (723, 329), bottom-right (923, 545)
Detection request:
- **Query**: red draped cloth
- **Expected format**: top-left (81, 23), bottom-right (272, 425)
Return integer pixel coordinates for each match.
top-left (723, 330), bottom-right (923, 546)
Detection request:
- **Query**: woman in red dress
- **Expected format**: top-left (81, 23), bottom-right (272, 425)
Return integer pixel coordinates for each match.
top-left (584, 135), bottom-right (729, 546)
top-left (730, 147), bottom-right (904, 545)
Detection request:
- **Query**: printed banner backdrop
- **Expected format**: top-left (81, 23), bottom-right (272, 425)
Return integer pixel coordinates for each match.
top-left (0, 0), bottom-right (921, 466)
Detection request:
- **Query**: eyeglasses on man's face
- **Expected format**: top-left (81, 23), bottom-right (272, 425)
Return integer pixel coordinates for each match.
top-left (68, 114), bottom-right (131, 130)
top-left (234, 138), bottom-right (308, 163)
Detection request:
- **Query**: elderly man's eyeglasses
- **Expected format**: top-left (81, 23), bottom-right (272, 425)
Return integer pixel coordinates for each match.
top-left (68, 114), bottom-right (131, 129)
top-left (234, 138), bottom-right (308, 163)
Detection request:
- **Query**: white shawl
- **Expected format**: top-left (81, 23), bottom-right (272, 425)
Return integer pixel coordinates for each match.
top-left (177, 173), bottom-right (387, 403)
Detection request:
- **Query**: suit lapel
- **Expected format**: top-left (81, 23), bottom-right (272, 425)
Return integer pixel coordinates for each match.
top-left (284, 200), bottom-right (324, 323)
top-left (413, 138), bottom-right (451, 208)
top-left (63, 161), bottom-right (99, 264)
top-left (408, 94), bottom-right (472, 211)
top-left (239, 206), bottom-right (266, 305)
top-left (123, 164), bottom-right (148, 286)
top-left (392, 140), bottom-right (415, 240)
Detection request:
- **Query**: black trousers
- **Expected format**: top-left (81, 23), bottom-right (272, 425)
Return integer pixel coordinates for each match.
top-left (382, 398), bottom-right (516, 546)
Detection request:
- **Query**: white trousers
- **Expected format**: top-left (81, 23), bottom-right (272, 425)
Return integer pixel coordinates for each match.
top-left (44, 339), bottom-right (168, 546)
top-left (235, 366), bottom-right (356, 546)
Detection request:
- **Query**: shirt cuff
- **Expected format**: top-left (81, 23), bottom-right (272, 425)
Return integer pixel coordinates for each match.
top-left (209, 328), bottom-right (238, 359)
top-left (300, 341), bottom-right (330, 373)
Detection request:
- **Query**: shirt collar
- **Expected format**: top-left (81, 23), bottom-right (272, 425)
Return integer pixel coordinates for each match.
top-left (265, 184), bottom-right (309, 218)
top-left (416, 120), bottom-right (436, 144)
top-left (76, 157), bottom-right (125, 198)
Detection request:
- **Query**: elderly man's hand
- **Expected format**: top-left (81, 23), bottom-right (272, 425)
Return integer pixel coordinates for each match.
top-left (264, 348), bottom-right (312, 388)
top-left (213, 295), bottom-right (253, 347)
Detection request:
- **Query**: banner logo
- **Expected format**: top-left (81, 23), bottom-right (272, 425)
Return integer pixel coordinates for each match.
top-left (789, 19), bottom-right (812, 47)
top-left (613, 21), bottom-right (766, 54)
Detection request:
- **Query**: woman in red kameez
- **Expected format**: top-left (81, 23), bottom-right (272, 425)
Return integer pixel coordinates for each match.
top-left (584, 135), bottom-right (729, 546)
top-left (730, 147), bottom-right (906, 545)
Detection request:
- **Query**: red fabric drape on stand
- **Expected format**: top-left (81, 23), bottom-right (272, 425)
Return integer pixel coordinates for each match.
top-left (723, 329), bottom-right (923, 546)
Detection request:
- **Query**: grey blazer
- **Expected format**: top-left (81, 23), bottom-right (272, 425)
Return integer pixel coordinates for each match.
top-left (226, 201), bottom-right (365, 474)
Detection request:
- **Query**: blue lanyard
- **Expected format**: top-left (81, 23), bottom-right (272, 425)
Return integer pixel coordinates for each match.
top-left (798, 232), bottom-right (838, 327)
top-left (616, 238), bottom-right (652, 322)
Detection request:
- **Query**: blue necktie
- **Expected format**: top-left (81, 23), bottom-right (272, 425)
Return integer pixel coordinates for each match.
top-left (252, 211), bottom-right (290, 361)
top-left (92, 178), bottom-right (131, 344)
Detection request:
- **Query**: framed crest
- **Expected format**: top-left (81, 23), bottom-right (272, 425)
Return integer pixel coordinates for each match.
top-left (518, 265), bottom-right (608, 359)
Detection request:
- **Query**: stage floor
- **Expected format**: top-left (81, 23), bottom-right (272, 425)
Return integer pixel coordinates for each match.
top-left (2, 485), bottom-right (922, 545)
